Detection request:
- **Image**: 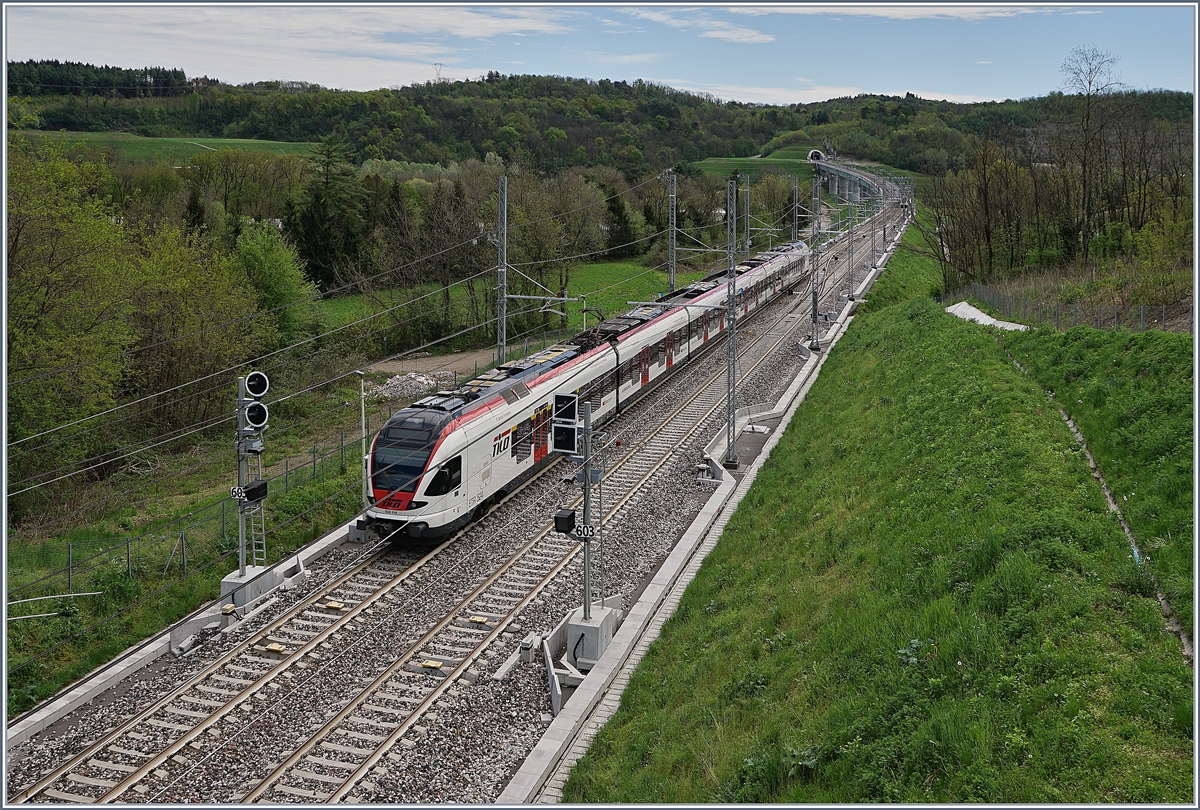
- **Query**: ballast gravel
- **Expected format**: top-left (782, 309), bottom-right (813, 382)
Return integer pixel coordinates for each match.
top-left (6, 247), bottom-right (877, 803)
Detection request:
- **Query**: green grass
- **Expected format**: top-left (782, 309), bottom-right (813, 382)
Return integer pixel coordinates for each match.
top-left (18, 130), bottom-right (315, 162)
top-left (319, 260), bottom-right (712, 347)
top-left (6, 466), bottom-right (364, 717)
top-left (1004, 326), bottom-right (1194, 638)
top-left (863, 214), bottom-right (945, 311)
top-left (695, 144), bottom-right (818, 181)
top-left (564, 297), bottom-right (1192, 802)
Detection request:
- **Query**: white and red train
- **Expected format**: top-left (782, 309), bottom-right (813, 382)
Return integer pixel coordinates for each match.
top-left (356, 242), bottom-right (811, 542)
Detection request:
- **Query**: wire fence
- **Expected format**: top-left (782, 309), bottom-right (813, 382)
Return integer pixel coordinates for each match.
top-left (937, 283), bottom-right (1194, 334)
top-left (6, 425), bottom-right (373, 605)
top-left (5, 324), bottom-right (576, 625)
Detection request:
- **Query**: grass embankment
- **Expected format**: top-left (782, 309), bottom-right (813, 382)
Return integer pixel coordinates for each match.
top-left (564, 298), bottom-right (1193, 802)
top-left (863, 213), bottom-right (945, 311)
top-left (18, 129), bottom-right (314, 161)
top-left (1004, 327), bottom-right (1194, 638)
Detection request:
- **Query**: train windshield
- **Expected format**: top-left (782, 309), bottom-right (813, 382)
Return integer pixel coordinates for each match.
top-left (372, 446), bottom-right (431, 493)
top-left (372, 409), bottom-right (453, 494)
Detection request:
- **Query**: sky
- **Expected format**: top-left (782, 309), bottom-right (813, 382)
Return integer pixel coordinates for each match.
top-left (3, 3), bottom-right (1195, 105)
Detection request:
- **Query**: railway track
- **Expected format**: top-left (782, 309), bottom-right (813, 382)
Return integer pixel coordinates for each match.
top-left (12, 193), bottom-right (908, 805)
top-left (242, 280), bottom-right (825, 803)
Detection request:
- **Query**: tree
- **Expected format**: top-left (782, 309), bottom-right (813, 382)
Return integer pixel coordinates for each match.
top-left (123, 225), bottom-right (268, 432)
top-left (1058, 45), bottom-right (1125, 262)
top-left (285, 137), bottom-right (367, 289)
top-left (232, 222), bottom-right (323, 345)
top-left (6, 135), bottom-right (136, 451)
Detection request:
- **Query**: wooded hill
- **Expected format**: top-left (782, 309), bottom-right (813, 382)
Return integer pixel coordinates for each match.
top-left (11, 59), bottom-right (1190, 178)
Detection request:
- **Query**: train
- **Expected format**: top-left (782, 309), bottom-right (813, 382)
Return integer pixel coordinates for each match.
top-left (352, 240), bottom-right (815, 543)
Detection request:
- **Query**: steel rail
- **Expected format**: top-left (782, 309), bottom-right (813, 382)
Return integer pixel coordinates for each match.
top-left (13, 536), bottom-right (428, 804)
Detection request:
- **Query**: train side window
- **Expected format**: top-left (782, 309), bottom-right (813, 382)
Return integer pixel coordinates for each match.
top-left (425, 455), bottom-right (462, 496)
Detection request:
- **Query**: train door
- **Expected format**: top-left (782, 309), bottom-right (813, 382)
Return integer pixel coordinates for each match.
top-left (532, 406), bottom-right (549, 463)
top-left (639, 346), bottom-right (650, 386)
top-left (703, 311), bottom-right (710, 342)
top-left (665, 330), bottom-right (675, 369)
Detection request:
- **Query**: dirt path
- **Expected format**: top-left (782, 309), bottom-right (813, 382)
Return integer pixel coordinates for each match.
top-left (368, 346), bottom-right (499, 379)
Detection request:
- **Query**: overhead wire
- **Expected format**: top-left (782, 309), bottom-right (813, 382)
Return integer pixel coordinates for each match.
top-left (8, 302), bottom-right (551, 498)
top-left (15, 172), bottom-right (666, 391)
top-left (508, 229), bottom-right (666, 268)
top-left (12, 173), bottom-right (770, 510)
top-left (8, 266), bottom-right (494, 447)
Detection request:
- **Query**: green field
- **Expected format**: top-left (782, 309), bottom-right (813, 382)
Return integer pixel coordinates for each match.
top-left (319, 260), bottom-right (713, 348)
top-left (18, 130), bottom-right (315, 161)
top-left (564, 297), bottom-right (1193, 802)
top-left (695, 144), bottom-right (818, 181)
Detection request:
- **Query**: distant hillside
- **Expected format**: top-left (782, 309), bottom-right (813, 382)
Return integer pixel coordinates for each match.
top-left (7, 59), bottom-right (1191, 179)
top-left (9, 61), bottom-right (799, 174)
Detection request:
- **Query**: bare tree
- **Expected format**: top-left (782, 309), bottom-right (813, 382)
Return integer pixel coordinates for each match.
top-left (1059, 45), bottom-right (1125, 262)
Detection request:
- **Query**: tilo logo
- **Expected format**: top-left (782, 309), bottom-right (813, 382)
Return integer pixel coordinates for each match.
top-left (492, 428), bottom-right (511, 457)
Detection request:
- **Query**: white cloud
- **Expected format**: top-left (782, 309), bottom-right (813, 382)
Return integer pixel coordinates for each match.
top-left (795, 77), bottom-right (815, 84)
top-left (598, 17), bottom-right (645, 34)
top-left (4, 5), bottom-right (586, 89)
top-left (698, 22), bottom-right (775, 44)
top-left (623, 8), bottom-right (774, 44)
top-left (732, 6), bottom-right (1048, 22)
top-left (976, 60), bottom-right (994, 65)
top-left (585, 52), bottom-right (662, 66)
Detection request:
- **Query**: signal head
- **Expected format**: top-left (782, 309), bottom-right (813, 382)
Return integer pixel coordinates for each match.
top-left (245, 371), bottom-right (270, 400)
top-left (244, 400), bottom-right (269, 431)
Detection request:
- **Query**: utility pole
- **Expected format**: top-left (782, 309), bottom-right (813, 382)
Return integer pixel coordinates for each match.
top-left (724, 178), bottom-right (739, 469)
top-left (870, 194), bottom-right (877, 270)
top-left (847, 200), bottom-right (856, 301)
top-left (668, 171), bottom-right (677, 293)
top-left (497, 175), bottom-right (508, 365)
top-left (742, 174), bottom-right (750, 259)
top-left (792, 175), bottom-right (799, 243)
top-left (356, 370), bottom-right (368, 510)
top-left (581, 402), bottom-right (594, 620)
top-left (810, 174), bottom-right (823, 351)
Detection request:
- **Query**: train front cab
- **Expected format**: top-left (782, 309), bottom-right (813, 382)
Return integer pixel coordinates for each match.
top-left (361, 406), bottom-right (473, 541)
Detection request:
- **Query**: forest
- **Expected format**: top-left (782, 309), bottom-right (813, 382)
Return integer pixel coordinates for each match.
top-left (909, 48), bottom-right (1192, 299)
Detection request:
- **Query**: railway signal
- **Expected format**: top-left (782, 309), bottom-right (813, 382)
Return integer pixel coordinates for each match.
top-left (235, 372), bottom-right (270, 578)
top-left (551, 393), bottom-right (580, 454)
